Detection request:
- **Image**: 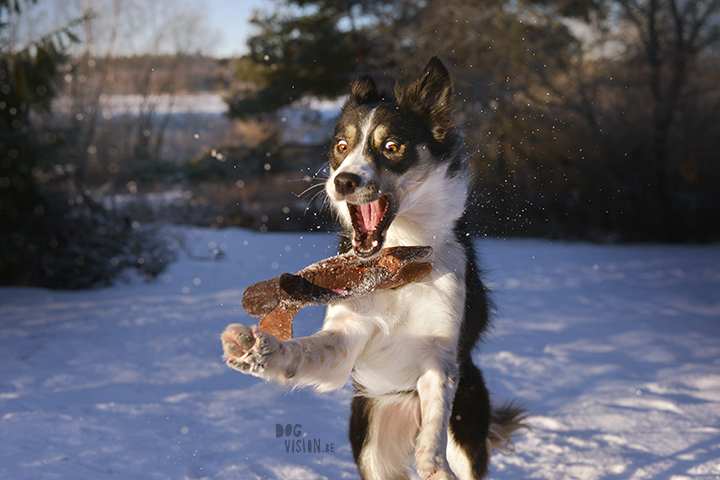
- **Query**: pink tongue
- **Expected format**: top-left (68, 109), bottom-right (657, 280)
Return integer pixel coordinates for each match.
top-left (358, 200), bottom-right (383, 233)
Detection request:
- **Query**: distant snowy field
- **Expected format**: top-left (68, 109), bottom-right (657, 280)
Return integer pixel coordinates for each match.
top-left (1, 227), bottom-right (719, 480)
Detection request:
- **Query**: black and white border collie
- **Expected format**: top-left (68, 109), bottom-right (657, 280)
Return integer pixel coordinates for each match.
top-left (222, 57), bottom-right (526, 480)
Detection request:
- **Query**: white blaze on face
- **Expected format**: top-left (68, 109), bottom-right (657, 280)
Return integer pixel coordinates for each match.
top-left (326, 109), bottom-right (397, 257)
top-left (327, 109), bottom-right (378, 203)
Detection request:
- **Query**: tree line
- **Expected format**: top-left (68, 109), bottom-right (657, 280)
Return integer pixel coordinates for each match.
top-left (228, 0), bottom-right (720, 242)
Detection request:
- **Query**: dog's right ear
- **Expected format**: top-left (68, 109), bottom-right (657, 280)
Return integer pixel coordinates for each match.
top-left (348, 74), bottom-right (382, 106)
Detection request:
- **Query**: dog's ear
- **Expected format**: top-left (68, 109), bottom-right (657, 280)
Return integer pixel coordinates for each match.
top-left (348, 74), bottom-right (382, 106)
top-left (395, 57), bottom-right (454, 143)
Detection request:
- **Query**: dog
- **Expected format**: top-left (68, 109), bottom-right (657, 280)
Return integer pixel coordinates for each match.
top-left (222, 57), bottom-right (526, 480)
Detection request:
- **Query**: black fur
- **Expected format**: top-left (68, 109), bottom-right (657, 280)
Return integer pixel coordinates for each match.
top-left (449, 360), bottom-right (492, 477)
top-left (455, 214), bottom-right (493, 362)
top-left (395, 57), bottom-right (456, 144)
top-left (349, 394), bottom-right (372, 465)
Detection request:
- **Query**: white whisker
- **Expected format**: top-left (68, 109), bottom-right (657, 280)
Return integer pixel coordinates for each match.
top-left (296, 182), bottom-right (326, 200)
top-left (304, 188), bottom-right (328, 215)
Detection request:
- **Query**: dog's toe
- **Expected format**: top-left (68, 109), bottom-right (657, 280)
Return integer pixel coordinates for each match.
top-left (221, 324), bottom-right (255, 365)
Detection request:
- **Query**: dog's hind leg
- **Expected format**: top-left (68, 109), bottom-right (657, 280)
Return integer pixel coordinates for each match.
top-left (350, 393), bottom-right (420, 480)
top-left (447, 361), bottom-right (528, 479)
top-left (446, 361), bottom-right (492, 479)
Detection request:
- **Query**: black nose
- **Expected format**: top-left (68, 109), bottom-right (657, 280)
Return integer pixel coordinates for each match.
top-left (334, 172), bottom-right (362, 196)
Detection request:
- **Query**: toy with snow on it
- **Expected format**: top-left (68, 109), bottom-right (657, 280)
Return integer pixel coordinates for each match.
top-left (240, 245), bottom-right (433, 341)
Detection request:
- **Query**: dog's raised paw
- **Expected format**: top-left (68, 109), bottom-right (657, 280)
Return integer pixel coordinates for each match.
top-left (221, 324), bottom-right (278, 375)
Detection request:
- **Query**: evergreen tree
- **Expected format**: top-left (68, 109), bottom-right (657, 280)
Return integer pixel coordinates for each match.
top-left (1, 0), bottom-right (78, 282)
top-left (227, 0), bottom-right (364, 116)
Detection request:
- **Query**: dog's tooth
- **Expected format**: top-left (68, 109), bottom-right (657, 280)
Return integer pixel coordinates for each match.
top-left (372, 240), bottom-right (379, 247)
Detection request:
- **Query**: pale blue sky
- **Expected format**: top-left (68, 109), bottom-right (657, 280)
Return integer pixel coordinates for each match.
top-left (205, 0), bottom-right (269, 57)
top-left (9, 0), bottom-right (272, 58)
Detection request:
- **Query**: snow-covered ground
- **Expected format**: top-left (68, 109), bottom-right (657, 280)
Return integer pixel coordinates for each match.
top-left (1, 227), bottom-right (719, 480)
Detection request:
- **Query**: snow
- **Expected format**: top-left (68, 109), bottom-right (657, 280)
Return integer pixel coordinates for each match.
top-left (1, 227), bottom-right (719, 480)
top-left (54, 93), bottom-right (230, 116)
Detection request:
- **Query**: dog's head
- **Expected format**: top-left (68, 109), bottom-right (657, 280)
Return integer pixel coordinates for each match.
top-left (326, 57), bottom-right (463, 257)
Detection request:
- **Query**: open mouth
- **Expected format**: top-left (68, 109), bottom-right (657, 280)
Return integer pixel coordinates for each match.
top-left (348, 194), bottom-right (394, 257)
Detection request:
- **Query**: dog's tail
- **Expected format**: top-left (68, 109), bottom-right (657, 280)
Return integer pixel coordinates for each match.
top-left (486, 402), bottom-right (531, 455)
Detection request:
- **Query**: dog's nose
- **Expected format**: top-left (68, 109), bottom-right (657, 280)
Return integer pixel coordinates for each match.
top-left (334, 172), bottom-right (362, 196)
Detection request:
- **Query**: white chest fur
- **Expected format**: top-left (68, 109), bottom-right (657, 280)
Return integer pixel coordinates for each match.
top-left (326, 221), bottom-right (468, 396)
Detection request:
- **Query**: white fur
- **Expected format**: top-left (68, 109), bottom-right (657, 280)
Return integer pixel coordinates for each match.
top-left (327, 111), bottom-right (378, 204)
top-left (447, 430), bottom-right (476, 480)
top-left (358, 394), bottom-right (420, 479)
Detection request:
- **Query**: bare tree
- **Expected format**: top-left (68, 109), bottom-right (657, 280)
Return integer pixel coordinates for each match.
top-left (53, 0), bottom-right (218, 176)
top-left (622, 2), bottom-right (717, 164)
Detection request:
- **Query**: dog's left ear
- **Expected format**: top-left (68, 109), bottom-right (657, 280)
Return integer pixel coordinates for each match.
top-left (395, 57), bottom-right (454, 143)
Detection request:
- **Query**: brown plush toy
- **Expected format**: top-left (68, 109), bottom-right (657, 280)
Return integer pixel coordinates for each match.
top-left (241, 246), bottom-right (433, 341)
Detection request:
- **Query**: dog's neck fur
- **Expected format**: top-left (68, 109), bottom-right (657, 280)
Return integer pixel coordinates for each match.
top-left (385, 154), bottom-right (469, 256)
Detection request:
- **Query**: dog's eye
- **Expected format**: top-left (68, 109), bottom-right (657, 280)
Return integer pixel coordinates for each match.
top-left (337, 140), bottom-right (348, 152)
top-left (384, 141), bottom-right (399, 153)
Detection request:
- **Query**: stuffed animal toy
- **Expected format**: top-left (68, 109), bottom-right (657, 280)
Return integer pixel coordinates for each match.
top-left (241, 246), bottom-right (433, 341)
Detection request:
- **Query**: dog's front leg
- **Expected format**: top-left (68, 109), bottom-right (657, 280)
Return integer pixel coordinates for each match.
top-left (221, 319), bottom-right (369, 392)
top-left (414, 344), bottom-right (460, 480)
